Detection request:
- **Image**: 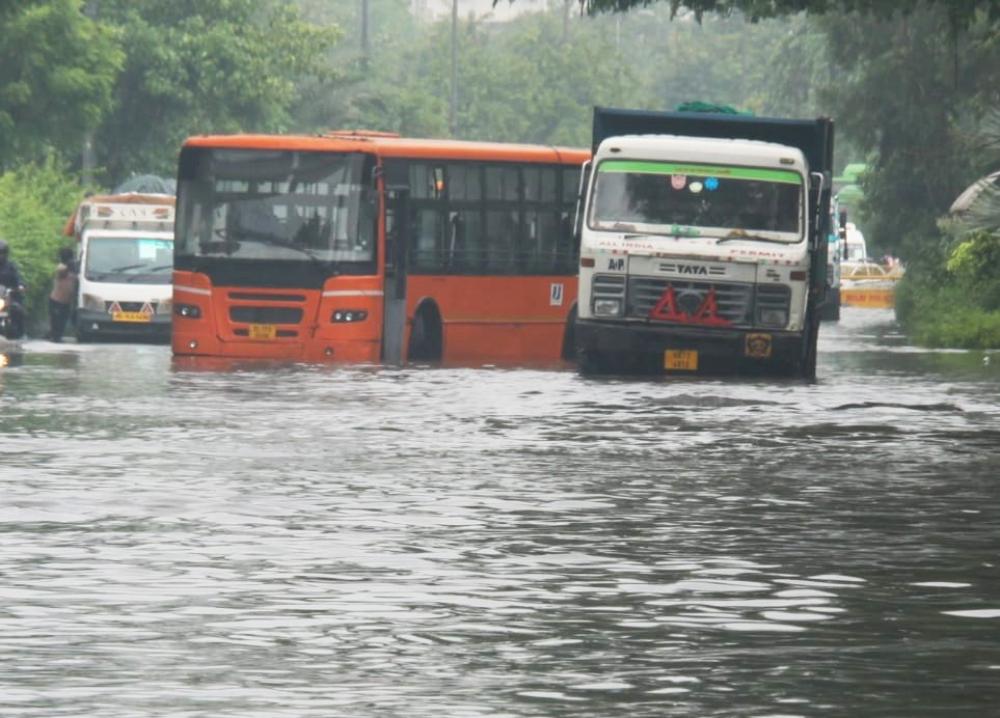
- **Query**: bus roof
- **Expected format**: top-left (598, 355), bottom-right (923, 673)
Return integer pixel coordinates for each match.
top-left (182, 133), bottom-right (590, 164)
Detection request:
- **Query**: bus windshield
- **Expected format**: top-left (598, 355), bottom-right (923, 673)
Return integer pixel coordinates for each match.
top-left (589, 160), bottom-right (803, 241)
top-left (176, 149), bottom-right (375, 270)
top-left (84, 235), bottom-right (173, 284)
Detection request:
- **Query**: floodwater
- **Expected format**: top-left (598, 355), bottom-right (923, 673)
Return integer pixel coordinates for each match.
top-left (1, 308), bottom-right (999, 717)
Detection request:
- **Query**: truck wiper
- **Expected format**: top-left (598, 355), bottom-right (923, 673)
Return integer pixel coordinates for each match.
top-left (716, 230), bottom-right (795, 245)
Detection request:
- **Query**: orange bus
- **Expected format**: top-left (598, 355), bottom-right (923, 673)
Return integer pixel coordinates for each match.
top-left (172, 132), bottom-right (588, 364)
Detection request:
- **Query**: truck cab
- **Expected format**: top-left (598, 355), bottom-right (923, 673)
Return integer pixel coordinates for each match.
top-left (574, 107), bottom-right (833, 377)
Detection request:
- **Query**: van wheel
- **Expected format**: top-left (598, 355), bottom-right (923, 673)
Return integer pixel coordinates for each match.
top-left (407, 303), bottom-right (442, 362)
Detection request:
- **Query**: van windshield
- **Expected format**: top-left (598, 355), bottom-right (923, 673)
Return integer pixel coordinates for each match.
top-left (589, 160), bottom-right (803, 241)
top-left (84, 236), bottom-right (173, 284)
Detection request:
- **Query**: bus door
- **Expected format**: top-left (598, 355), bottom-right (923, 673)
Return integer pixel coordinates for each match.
top-left (382, 182), bottom-right (409, 363)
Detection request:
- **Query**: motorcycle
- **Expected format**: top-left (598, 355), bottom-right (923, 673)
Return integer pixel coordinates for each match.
top-left (0, 284), bottom-right (24, 340)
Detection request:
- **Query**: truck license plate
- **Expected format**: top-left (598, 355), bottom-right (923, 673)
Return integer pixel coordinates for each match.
top-left (248, 323), bottom-right (277, 340)
top-left (664, 349), bottom-right (698, 371)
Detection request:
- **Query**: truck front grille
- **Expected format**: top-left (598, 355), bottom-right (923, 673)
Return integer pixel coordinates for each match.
top-left (628, 277), bottom-right (754, 326)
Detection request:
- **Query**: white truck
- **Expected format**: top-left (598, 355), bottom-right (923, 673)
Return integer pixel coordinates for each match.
top-left (574, 107), bottom-right (834, 378)
top-left (65, 193), bottom-right (175, 342)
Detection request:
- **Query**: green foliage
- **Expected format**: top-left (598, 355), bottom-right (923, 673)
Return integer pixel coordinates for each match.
top-left (819, 5), bottom-right (974, 258)
top-left (0, 160), bottom-right (85, 327)
top-left (896, 276), bottom-right (1000, 348)
top-left (0, 0), bottom-right (121, 166)
top-left (92, 0), bottom-right (340, 184)
top-left (580, 0), bottom-right (1000, 28)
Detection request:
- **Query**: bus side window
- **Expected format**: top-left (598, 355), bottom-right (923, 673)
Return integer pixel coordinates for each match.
top-left (408, 162), bottom-right (447, 273)
top-left (484, 165), bottom-right (521, 274)
top-left (412, 208), bottom-right (444, 272)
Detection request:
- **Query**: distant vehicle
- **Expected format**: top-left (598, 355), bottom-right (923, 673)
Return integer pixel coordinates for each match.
top-left (819, 199), bottom-right (846, 321)
top-left (574, 107), bottom-right (834, 378)
top-left (840, 260), bottom-right (903, 309)
top-left (172, 132), bottom-right (588, 363)
top-left (842, 221), bottom-right (867, 262)
top-left (64, 194), bottom-right (175, 342)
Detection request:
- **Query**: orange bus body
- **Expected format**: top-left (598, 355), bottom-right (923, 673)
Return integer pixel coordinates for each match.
top-left (172, 133), bottom-right (588, 364)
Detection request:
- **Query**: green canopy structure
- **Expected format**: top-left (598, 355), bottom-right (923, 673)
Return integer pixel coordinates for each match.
top-left (834, 162), bottom-right (866, 209)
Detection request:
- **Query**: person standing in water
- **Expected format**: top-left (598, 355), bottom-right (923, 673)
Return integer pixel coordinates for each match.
top-left (48, 247), bottom-right (78, 342)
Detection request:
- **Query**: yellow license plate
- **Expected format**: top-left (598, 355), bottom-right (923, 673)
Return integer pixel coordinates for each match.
top-left (248, 323), bottom-right (277, 340)
top-left (664, 349), bottom-right (698, 371)
top-left (112, 311), bottom-right (152, 323)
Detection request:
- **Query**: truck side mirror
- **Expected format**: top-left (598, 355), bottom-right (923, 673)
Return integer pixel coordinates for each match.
top-left (573, 160), bottom-right (591, 241)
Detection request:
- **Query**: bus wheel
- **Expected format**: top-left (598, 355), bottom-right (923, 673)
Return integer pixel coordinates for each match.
top-left (408, 302), bottom-right (442, 362)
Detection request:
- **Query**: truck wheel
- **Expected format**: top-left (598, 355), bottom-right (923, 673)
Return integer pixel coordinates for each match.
top-left (577, 350), bottom-right (610, 376)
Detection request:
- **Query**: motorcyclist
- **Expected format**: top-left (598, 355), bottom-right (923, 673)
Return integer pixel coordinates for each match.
top-left (0, 238), bottom-right (27, 338)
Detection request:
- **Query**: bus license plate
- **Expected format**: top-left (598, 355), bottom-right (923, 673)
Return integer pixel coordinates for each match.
top-left (664, 349), bottom-right (698, 371)
top-left (248, 323), bottom-right (277, 340)
top-left (112, 311), bottom-right (151, 323)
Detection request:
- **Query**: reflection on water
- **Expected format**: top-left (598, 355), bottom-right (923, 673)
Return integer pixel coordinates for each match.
top-left (1, 308), bottom-right (999, 717)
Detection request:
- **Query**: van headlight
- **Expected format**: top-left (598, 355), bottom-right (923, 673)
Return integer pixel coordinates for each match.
top-left (157, 298), bottom-right (173, 315)
top-left (758, 308), bottom-right (788, 328)
top-left (82, 293), bottom-right (105, 312)
top-left (593, 298), bottom-right (623, 317)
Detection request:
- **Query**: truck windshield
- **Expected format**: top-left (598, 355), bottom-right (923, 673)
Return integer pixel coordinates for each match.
top-left (589, 160), bottom-right (803, 240)
top-left (84, 236), bottom-right (173, 284)
top-left (176, 149), bottom-right (375, 272)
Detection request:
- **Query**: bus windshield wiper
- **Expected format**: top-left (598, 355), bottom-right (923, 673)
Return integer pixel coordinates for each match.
top-left (716, 230), bottom-right (796, 245)
top-left (238, 230), bottom-right (332, 266)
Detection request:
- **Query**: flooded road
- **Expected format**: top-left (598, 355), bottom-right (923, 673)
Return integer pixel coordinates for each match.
top-left (1, 308), bottom-right (999, 717)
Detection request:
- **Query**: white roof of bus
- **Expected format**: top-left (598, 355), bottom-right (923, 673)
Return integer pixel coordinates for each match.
top-left (595, 134), bottom-right (807, 170)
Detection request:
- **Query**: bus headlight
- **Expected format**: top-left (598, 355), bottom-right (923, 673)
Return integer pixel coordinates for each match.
top-left (593, 298), bottom-right (623, 317)
top-left (332, 309), bottom-right (368, 323)
top-left (175, 303), bottom-right (202, 319)
top-left (758, 309), bottom-right (788, 328)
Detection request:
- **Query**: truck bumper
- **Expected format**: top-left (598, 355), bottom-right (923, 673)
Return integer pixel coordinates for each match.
top-left (575, 318), bottom-right (806, 375)
top-left (77, 310), bottom-right (171, 343)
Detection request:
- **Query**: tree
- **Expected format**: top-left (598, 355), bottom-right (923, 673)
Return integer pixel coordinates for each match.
top-left (0, 159), bottom-right (85, 327)
top-left (0, 0), bottom-right (121, 167)
top-left (572, 0), bottom-right (1000, 27)
top-left (91, 0), bottom-right (340, 185)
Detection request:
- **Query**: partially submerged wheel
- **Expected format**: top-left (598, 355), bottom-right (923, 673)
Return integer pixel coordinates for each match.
top-left (407, 302), bottom-right (442, 362)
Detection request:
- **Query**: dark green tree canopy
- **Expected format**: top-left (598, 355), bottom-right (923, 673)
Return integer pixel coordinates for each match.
top-left (571, 0), bottom-right (1000, 26)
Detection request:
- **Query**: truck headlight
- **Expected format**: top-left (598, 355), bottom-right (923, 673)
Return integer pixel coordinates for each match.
top-left (593, 298), bottom-right (623, 317)
top-left (81, 293), bottom-right (105, 312)
top-left (758, 308), bottom-right (788, 328)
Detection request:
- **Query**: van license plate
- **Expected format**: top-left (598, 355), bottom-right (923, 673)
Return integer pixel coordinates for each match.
top-left (664, 349), bottom-right (698, 371)
top-left (248, 323), bottom-right (277, 340)
top-left (112, 311), bottom-right (151, 323)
